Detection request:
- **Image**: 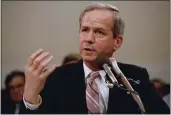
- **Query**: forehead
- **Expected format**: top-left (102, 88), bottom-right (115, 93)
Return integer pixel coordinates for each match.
top-left (9, 76), bottom-right (25, 86)
top-left (81, 9), bottom-right (114, 29)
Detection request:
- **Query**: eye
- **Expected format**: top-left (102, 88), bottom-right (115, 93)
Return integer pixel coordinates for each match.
top-left (97, 31), bottom-right (104, 35)
top-left (95, 30), bottom-right (106, 37)
top-left (81, 28), bottom-right (89, 32)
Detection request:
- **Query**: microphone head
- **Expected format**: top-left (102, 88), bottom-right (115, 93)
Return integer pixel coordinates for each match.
top-left (109, 57), bottom-right (121, 75)
top-left (95, 54), bottom-right (110, 69)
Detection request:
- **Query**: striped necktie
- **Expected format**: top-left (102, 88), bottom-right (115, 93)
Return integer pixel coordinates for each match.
top-left (86, 71), bottom-right (101, 114)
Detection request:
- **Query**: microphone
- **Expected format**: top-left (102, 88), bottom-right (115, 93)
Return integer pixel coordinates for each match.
top-left (95, 55), bottom-right (120, 88)
top-left (102, 63), bottom-right (120, 88)
top-left (108, 57), bottom-right (146, 113)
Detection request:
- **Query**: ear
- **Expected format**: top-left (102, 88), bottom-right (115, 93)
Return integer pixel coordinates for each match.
top-left (113, 35), bottom-right (123, 51)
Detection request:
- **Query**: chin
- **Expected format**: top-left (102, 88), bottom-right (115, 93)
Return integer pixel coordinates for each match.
top-left (12, 96), bottom-right (23, 102)
top-left (80, 50), bottom-right (98, 62)
top-left (82, 55), bottom-right (97, 62)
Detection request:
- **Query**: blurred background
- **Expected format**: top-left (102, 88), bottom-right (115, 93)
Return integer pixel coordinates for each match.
top-left (1, 1), bottom-right (170, 113)
top-left (2, 1), bottom-right (170, 88)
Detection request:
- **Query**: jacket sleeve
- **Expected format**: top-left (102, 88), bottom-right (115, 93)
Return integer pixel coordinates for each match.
top-left (19, 68), bottom-right (63, 114)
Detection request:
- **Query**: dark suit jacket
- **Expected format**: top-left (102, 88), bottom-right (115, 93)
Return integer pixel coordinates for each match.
top-left (19, 60), bottom-right (170, 114)
top-left (1, 89), bottom-right (17, 114)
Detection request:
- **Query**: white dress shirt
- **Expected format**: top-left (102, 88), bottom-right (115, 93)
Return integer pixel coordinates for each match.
top-left (163, 94), bottom-right (170, 108)
top-left (23, 62), bottom-right (109, 113)
top-left (14, 103), bottom-right (20, 114)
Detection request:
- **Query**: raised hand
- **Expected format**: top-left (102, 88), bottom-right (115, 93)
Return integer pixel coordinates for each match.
top-left (23, 49), bottom-right (56, 104)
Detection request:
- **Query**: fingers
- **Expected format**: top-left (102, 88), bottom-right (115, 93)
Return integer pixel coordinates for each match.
top-left (31, 52), bottom-right (50, 70)
top-left (26, 49), bottom-right (56, 78)
top-left (24, 49), bottom-right (56, 103)
top-left (43, 64), bottom-right (57, 79)
top-left (27, 49), bottom-right (44, 67)
top-left (36, 55), bottom-right (54, 74)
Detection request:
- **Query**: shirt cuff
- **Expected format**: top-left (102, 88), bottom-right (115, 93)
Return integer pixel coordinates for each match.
top-left (23, 95), bottom-right (42, 110)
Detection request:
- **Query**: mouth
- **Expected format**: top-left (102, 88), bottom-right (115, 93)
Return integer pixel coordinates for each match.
top-left (83, 48), bottom-right (94, 52)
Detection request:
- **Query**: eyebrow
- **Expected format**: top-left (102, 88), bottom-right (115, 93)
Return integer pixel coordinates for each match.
top-left (81, 25), bottom-right (106, 31)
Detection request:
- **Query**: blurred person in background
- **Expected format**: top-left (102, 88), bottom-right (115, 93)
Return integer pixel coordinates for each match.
top-left (61, 53), bottom-right (81, 66)
top-left (151, 78), bottom-right (170, 107)
top-left (1, 70), bottom-right (25, 114)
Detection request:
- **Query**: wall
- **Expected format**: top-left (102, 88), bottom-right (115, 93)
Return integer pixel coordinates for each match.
top-left (2, 1), bottom-right (170, 88)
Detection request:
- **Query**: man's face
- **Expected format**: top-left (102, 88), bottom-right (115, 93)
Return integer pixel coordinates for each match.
top-left (79, 9), bottom-right (116, 63)
top-left (8, 76), bottom-right (25, 102)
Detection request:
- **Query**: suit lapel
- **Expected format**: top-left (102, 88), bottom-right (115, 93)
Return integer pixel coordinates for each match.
top-left (107, 86), bottom-right (124, 113)
top-left (65, 60), bottom-right (88, 113)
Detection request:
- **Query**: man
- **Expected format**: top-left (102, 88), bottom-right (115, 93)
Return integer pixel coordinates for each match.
top-left (1, 70), bottom-right (25, 114)
top-left (19, 3), bottom-right (170, 114)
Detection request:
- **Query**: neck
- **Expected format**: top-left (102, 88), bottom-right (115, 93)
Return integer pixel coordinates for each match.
top-left (83, 60), bottom-right (101, 71)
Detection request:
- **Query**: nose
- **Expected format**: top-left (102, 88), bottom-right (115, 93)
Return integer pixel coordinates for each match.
top-left (13, 87), bottom-right (20, 93)
top-left (85, 31), bottom-right (95, 43)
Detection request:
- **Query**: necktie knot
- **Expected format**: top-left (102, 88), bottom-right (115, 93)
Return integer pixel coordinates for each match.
top-left (88, 71), bottom-right (100, 82)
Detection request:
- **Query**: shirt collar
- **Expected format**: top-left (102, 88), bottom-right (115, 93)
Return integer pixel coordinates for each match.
top-left (83, 62), bottom-right (106, 82)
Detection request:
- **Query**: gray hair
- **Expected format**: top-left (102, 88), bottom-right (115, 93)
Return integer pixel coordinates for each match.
top-left (79, 3), bottom-right (125, 38)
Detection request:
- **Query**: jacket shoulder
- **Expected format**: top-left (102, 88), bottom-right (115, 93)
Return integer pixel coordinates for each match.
top-left (46, 60), bottom-right (83, 83)
top-left (118, 62), bottom-right (146, 71)
top-left (117, 62), bottom-right (150, 81)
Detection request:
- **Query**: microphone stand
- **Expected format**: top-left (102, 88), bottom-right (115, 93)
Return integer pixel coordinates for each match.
top-left (108, 58), bottom-right (146, 114)
top-left (95, 55), bottom-right (146, 113)
top-left (117, 73), bottom-right (146, 114)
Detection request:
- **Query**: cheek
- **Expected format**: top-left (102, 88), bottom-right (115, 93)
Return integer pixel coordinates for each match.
top-left (79, 38), bottom-right (84, 48)
top-left (79, 38), bottom-right (84, 44)
top-left (79, 38), bottom-right (84, 54)
top-left (96, 39), bottom-right (113, 49)
top-left (20, 87), bottom-right (24, 93)
top-left (79, 33), bottom-right (86, 45)
top-left (95, 39), bottom-right (114, 54)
